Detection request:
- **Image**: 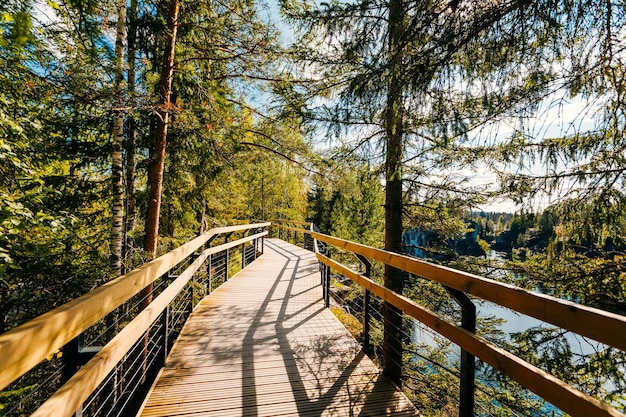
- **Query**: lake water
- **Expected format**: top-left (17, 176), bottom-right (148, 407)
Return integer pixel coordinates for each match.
top-left (410, 250), bottom-right (610, 416)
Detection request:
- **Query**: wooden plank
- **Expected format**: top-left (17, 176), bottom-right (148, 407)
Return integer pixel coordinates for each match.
top-left (0, 223), bottom-right (269, 392)
top-left (139, 239), bottom-right (419, 417)
top-left (318, 253), bottom-right (626, 417)
top-left (32, 231), bottom-right (266, 417)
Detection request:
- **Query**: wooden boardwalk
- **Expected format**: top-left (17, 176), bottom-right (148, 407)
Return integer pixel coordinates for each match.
top-left (139, 239), bottom-right (420, 417)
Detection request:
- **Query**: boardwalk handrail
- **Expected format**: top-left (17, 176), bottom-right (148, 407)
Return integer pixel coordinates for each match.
top-left (276, 223), bottom-right (626, 417)
top-left (271, 219), bottom-right (312, 227)
top-left (0, 222), bottom-right (269, 414)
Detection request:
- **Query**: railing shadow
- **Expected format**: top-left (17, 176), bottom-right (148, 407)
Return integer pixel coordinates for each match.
top-left (260, 239), bottom-right (415, 416)
top-left (157, 238), bottom-right (416, 416)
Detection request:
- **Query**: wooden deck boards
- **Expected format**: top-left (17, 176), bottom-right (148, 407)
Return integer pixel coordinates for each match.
top-left (139, 238), bottom-right (420, 417)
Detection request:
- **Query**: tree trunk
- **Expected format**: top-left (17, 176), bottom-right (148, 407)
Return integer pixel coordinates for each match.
top-left (125, 0), bottom-right (138, 244)
top-left (110, 0), bottom-right (126, 277)
top-left (108, 0), bottom-right (126, 339)
top-left (197, 202), bottom-right (207, 235)
top-left (142, 0), bottom-right (179, 307)
top-left (382, 0), bottom-right (406, 386)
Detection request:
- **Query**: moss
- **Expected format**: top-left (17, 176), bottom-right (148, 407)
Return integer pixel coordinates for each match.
top-left (330, 306), bottom-right (362, 339)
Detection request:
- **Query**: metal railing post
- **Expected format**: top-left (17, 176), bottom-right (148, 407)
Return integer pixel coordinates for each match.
top-left (320, 261), bottom-right (324, 286)
top-left (356, 254), bottom-right (372, 353)
top-left (187, 253), bottom-right (199, 312)
top-left (222, 231), bottom-right (233, 281)
top-left (61, 335), bottom-right (100, 384)
top-left (161, 305), bottom-right (170, 368)
top-left (324, 257), bottom-right (331, 308)
top-left (225, 248), bottom-right (229, 280)
top-left (206, 236), bottom-right (216, 295)
top-left (190, 276), bottom-right (196, 313)
top-left (61, 336), bottom-right (81, 384)
top-left (207, 253), bottom-right (212, 294)
top-left (241, 243), bottom-right (246, 269)
top-left (363, 289), bottom-right (371, 352)
top-left (445, 287), bottom-right (476, 417)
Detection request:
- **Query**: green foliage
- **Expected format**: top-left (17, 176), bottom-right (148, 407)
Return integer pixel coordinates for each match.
top-left (0, 383), bottom-right (36, 413)
top-left (329, 165), bottom-right (384, 247)
top-left (330, 306), bottom-right (361, 339)
top-left (403, 340), bottom-right (459, 416)
top-left (308, 161), bottom-right (384, 246)
top-left (3, 0), bottom-right (626, 414)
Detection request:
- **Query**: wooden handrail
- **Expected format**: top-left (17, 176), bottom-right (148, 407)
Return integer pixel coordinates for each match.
top-left (275, 225), bottom-right (626, 352)
top-left (271, 219), bottom-right (311, 226)
top-left (273, 223), bottom-right (626, 417)
top-left (31, 231), bottom-right (267, 417)
top-left (0, 222), bottom-right (269, 391)
top-left (316, 253), bottom-right (624, 417)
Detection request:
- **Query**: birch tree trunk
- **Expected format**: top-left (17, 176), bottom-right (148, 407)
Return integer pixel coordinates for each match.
top-left (110, 0), bottom-right (126, 277)
top-left (108, 0), bottom-right (126, 339)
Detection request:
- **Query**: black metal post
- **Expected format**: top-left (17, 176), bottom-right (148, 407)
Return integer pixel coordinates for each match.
top-left (207, 253), bottom-right (212, 294)
top-left (190, 275), bottom-right (196, 313)
top-left (225, 248), bottom-right (229, 280)
top-left (206, 236), bottom-right (216, 295)
top-left (356, 254), bottom-right (372, 353)
top-left (324, 262), bottom-right (330, 308)
top-left (60, 336), bottom-right (84, 417)
top-left (445, 287), bottom-right (476, 417)
top-left (241, 243), bottom-right (246, 269)
top-left (321, 263), bottom-right (326, 304)
top-left (61, 335), bottom-right (81, 384)
top-left (319, 260), bottom-right (325, 300)
top-left (222, 232), bottom-right (233, 282)
top-left (160, 305), bottom-right (170, 367)
top-left (61, 335), bottom-right (101, 383)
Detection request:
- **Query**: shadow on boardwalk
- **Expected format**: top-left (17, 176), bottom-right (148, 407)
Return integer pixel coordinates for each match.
top-left (139, 238), bottom-right (419, 417)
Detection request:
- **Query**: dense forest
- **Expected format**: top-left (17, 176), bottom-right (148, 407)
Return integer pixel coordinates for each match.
top-left (2, 0), bottom-right (626, 415)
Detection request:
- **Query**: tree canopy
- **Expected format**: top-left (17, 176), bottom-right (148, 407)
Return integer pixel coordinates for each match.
top-left (2, 0), bottom-right (626, 414)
